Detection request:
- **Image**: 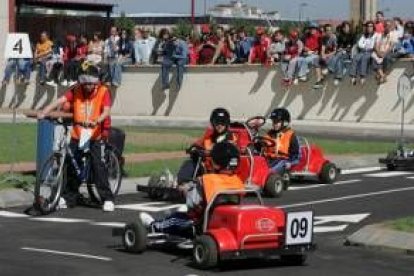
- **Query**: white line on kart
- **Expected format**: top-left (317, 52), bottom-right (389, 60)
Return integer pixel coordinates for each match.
top-left (21, 247), bottom-right (112, 261)
top-left (341, 167), bottom-right (383, 175)
top-left (288, 179), bottom-right (362, 191)
top-left (91, 222), bottom-right (126, 228)
top-left (30, 218), bottom-right (92, 223)
top-left (280, 186), bottom-right (414, 208)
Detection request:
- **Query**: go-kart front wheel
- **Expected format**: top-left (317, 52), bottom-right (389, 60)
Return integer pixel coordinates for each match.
top-left (319, 162), bottom-right (338, 184)
top-left (264, 173), bottom-right (284, 197)
top-left (193, 235), bottom-right (218, 269)
top-left (123, 222), bottom-right (148, 253)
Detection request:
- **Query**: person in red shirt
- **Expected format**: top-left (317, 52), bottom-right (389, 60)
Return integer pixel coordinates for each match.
top-left (298, 23), bottom-right (322, 82)
top-left (375, 11), bottom-right (385, 35)
top-left (248, 27), bottom-right (271, 64)
top-left (38, 63), bottom-right (115, 212)
top-left (281, 30), bottom-right (304, 85)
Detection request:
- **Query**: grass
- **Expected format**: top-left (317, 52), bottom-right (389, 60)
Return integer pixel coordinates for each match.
top-left (0, 173), bottom-right (35, 191)
top-left (387, 217), bottom-right (414, 233)
top-left (124, 158), bottom-right (184, 178)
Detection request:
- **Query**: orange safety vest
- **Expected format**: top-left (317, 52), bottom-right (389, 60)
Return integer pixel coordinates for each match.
top-left (264, 128), bottom-right (294, 159)
top-left (71, 85), bottom-right (108, 140)
top-left (201, 173), bottom-right (244, 205)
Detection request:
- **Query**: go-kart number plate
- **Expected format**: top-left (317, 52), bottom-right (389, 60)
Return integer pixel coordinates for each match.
top-left (285, 211), bottom-right (313, 246)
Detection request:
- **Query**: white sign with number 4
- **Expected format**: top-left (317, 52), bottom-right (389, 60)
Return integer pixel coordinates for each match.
top-left (285, 211), bottom-right (313, 246)
top-left (4, 33), bottom-right (33, 59)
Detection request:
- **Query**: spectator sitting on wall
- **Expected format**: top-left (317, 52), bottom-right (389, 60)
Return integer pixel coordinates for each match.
top-left (397, 31), bottom-right (414, 58)
top-left (298, 23), bottom-right (322, 82)
top-left (234, 27), bottom-right (253, 64)
top-left (248, 27), bottom-right (270, 64)
top-left (151, 28), bottom-right (170, 64)
top-left (350, 21), bottom-right (377, 86)
top-left (118, 29), bottom-right (133, 66)
top-left (314, 24), bottom-right (337, 89)
top-left (373, 20), bottom-right (395, 84)
top-left (62, 34), bottom-right (77, 86)
top-left (197, 29), bottom-right (217, 65)
top-left (268, 29), bottom-right (287, 64)
top-left (332, 21), bottom-right (356, 85)
top-left (186, 34), bottom-right (199, 65)
top-left (161, 34), bottom-right (188, 90)
top-left (34, 31), bottom-right (53, 85)
top-left (87, 32), bottom-right (104, 66)
top-left (281, 29), bottom-right (304, 86)
top-left (104, 26), bottom-right (121, 87)
top-left (375, 11), bottom-right (385, 35)
top-left (67, 34), bottom-right (88, 86)
top-left (211, 29), bottom-right (236, 65)
top-left (1, 58), bottom-right (32, 87)
top-left (45, 41), bottom-right (64, 86)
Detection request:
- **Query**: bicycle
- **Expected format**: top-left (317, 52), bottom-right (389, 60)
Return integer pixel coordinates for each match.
top-left (33, 113), bottom-right (122, 214)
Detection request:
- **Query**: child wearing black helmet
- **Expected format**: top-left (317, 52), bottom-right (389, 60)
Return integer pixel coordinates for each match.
top-left (263, 108), bottom-right (300, 174)
top-left (139, 142), bottom-right (244, 237)
top-left (175, 107), bottom-right (238, 190)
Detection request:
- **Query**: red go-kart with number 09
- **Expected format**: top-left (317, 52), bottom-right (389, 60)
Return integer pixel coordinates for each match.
top-left (114, 189), bottom-right (315, 269)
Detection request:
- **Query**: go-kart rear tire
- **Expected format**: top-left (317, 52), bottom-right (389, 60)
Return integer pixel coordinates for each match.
top-left (264, 173), bottom-right (284, 198)
top-left (193, 235), bottom-right (218, 269)
top-left (319, 162), bottom-right (337, 184)
top-left (386, 163), bottom-right (396, 171)
top-left (148, 173), bottom-right (165, 200)
top-left (123, 222), bottom-right (148, 253)
top-left (280, 254), bottom-right (307, 266)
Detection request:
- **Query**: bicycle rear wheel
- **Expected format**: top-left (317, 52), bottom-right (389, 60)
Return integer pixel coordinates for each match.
top-left (34, 153), bottom-right (66, 214)
top-left (87, 148), bottom-right (122, 204)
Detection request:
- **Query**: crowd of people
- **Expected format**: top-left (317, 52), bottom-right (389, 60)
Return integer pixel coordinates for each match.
top-left (2, 11), bottom-right (414, 90)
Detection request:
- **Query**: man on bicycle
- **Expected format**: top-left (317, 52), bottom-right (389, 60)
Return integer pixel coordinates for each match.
top-left (38, 62), bottom-right (115, 212)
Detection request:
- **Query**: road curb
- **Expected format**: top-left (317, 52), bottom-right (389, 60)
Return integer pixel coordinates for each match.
top-left (345, 224), bottom-right (414, 255)
top-left (0, 189), bottom-right (33, 209)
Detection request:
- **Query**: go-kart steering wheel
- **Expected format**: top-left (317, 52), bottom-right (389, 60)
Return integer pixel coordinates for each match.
top-left (253, 136), bottom-right (276, 149)
top-left (246, 116), bottom-right (266, 130)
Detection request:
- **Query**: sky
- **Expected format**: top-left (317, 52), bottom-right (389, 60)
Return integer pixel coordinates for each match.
top-left (114, 0), bottom-right (414, 20)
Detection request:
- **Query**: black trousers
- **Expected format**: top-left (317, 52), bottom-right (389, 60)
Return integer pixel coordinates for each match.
top-left (64, 140), bottom-right (114, 204)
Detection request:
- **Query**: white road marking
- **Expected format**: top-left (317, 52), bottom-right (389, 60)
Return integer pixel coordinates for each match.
top-left (341, 167), bottom-right (383, 175)
top-left (279, 186), bottom-right (414, 208)
top-left (30, 218), bottom-right (91, 223)
top-left (314, 213), bottom-right (370, 225)
top-left (364, 171), bottom-right (414, 178)
top-left (0, 211), bottom-right (29, 218)
top-left (21, 247), bottom-right (112, 261)
top-left (91, 222), bottom-right (126, 228)
top-left (314, 225), bottom-right (348, 233)
top-left (288, 179), bottom-right (362, 190)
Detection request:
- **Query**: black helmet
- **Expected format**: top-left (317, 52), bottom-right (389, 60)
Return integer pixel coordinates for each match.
top-left (210, 108), bottom-right (230, 127)
top-left (78, 61), bottom-right (101, 84)
top-left (269, 108), bottom-right (291, 123)
top-left (210, 142), bottom-right (240, 171)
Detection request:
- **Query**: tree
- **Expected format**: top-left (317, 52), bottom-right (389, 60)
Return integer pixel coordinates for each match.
top-left (172, 19), bottom-right (193, 39)
top-left (230, 19), bottom-right (256, 36)
top-left (115, 12), bottom-right (135, 35)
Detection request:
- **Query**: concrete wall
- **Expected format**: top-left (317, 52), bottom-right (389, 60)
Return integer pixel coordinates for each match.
top-left (1, 61), bottom-right (414, 124)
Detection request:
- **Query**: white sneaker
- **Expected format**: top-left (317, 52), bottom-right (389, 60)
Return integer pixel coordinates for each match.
top-left (293, 78), bottom-right (299, 85)
top-left (139, 212), bottom-right (155, 227)
top-left (68, 80), bottom-right (77, 87)
top-left (46, 80), bottom-right (57, 86)
top-left (103, 201), bottom-right (115, 212)
top-left (299, 76), bottom-right (308, 82)
top-left (61, 80), bottom-right (68, 86)
top-left (58, 197), bottom-right (67, 209)
top-left (334, 79), bottom-right (340, 86)
top-left (322, 68), bottom-right (329, 75)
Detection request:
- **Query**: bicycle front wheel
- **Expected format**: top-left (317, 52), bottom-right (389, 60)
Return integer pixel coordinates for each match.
top-left (34, 153), bottom-right (66, 214)
top-left (87, 148), bottom-right (122, 204)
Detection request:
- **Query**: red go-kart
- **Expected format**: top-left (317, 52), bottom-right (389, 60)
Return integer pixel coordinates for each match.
top-left (114, 189), bottom-right (315, 269)
top-left (289, 136), bottom-right (339, 184)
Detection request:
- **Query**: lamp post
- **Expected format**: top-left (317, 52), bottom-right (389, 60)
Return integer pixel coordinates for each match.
top-left (299, 2), bottom-right (308, 22)
top-left (191, 0), bottom-right (195, 26)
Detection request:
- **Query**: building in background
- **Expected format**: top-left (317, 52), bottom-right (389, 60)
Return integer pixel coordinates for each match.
top-left (350, 0), bottom-right (378, 23)
top-left (208, 0), bottom-right (280, 20)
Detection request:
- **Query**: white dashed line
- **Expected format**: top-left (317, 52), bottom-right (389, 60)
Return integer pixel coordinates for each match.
top-left (364, 171), bottom-right (414, 178)
top-left (30, 218), bottom-right (92, 223)
top-left (21, 247), bottom-right (112, 261)
top-left (0, 211), bottom-right (29, 218)
top-left (91, 222), bottom-right (126, 228)
top-left (288, 179), bottom-right (362, 190)
top-left (341, 167), bottom-right (383, 175)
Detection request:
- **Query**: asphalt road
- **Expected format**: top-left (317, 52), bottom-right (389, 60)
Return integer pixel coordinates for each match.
top-left (1, 168), bottom-right (414, 276)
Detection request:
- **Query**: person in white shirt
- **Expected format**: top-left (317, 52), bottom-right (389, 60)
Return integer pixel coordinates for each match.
top-left (350, 21), bottom-right (376, 85)
top-left (104, 26), bottom-right (121, 87)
